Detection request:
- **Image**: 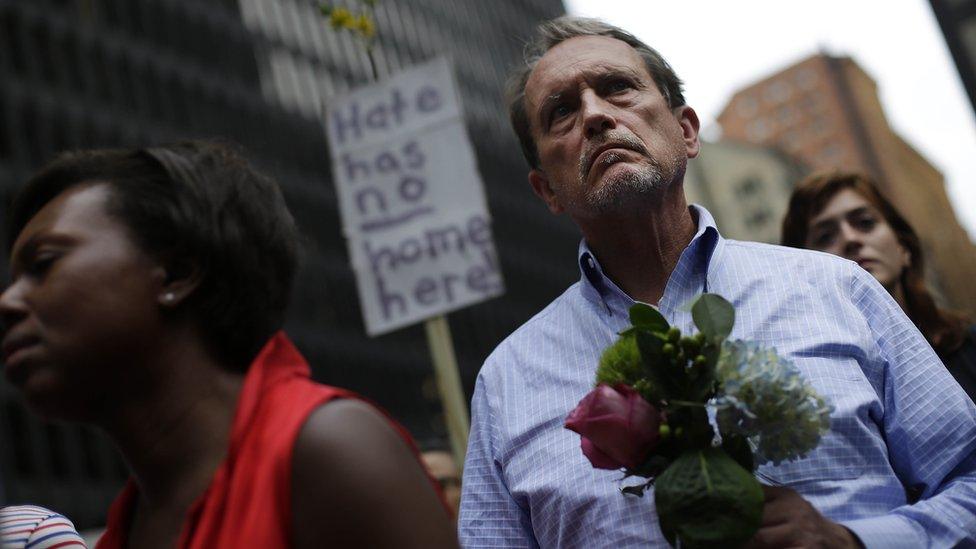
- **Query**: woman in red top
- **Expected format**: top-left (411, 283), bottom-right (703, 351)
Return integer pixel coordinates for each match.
top-left (0, 141), bottom-right (458, 549)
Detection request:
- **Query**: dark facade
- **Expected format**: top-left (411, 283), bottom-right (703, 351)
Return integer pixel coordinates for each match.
top-left (0, 0), bottom-right (570, 527)
top-left (930, 0), bottom-right (976, 121)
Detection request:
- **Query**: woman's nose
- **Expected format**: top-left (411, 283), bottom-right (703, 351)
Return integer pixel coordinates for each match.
top-left (0, 280), bottom-right (28, 331)
top-left (838, 222), bottom-right (863, 255)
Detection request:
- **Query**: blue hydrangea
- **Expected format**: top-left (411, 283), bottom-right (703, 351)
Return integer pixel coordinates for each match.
top-left (713, 340), bottom-right (833, 466)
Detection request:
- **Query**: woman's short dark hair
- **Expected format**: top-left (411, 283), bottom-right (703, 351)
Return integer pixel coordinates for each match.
top-left (782, 170), bottom-right (968, 357)
top-left (7, 140), bottom-right (300, 369)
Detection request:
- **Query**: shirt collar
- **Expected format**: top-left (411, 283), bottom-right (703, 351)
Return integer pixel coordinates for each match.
top-left (577, 204), bottom-right (722, 320)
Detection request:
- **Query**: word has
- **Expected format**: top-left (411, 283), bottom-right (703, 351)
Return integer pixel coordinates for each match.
top-left (343, 140), bottom-right (432, 233)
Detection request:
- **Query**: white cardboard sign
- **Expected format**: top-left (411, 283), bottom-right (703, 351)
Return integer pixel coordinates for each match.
top-left (326, 57), bottom-right (504, 336)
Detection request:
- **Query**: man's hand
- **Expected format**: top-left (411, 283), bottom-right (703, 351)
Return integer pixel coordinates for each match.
top-left (746, 486), bottom-right (863, 549)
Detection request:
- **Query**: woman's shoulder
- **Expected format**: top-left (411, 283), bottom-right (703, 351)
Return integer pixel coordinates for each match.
top-left (289, 400), bottom-right (457, 548)
top-left (292, 398), bottom-right (421, 476)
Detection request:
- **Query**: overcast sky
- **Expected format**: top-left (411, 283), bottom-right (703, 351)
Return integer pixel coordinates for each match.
top-left (565, 0), bottom-right (976, 240)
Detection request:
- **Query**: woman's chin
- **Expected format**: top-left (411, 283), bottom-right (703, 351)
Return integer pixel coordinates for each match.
top-left (19, 375), bottom-right (92, 422)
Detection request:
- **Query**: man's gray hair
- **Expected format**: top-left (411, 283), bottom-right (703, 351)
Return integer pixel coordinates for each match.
top-left (507, 16), bottom-right (686, 169)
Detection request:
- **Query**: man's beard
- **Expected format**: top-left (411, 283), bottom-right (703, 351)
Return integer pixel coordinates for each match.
top-left (574, 132), bottom-right (681, 214)
top-left (584, 155), bottom-right (664, 213)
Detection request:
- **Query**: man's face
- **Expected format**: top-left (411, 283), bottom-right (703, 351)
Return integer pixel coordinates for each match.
top-left (524, 35), bottom-right (699, 220)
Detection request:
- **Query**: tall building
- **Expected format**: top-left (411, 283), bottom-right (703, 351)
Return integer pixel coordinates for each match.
top-left (0, 0), bottom-right (570, 527)
top-left (929, 0), bottom-right (976, 120)
top-left (717, 53), bottom-right (976, 314)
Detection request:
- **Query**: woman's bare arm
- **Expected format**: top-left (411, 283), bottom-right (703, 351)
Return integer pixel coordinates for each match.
top-left (291, 399), bottom-right (459, 549)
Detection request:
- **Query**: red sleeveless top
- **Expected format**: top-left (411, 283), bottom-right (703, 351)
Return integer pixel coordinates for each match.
top-left (96, 332), bottom-right (427, 549)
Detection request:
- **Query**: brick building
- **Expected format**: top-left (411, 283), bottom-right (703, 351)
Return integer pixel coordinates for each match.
top-left (718, 53), bottom-right (976, 315)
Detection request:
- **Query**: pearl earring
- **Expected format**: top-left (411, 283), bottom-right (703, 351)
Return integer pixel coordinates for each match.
top-left (162, 292), bottom-right (176, 303)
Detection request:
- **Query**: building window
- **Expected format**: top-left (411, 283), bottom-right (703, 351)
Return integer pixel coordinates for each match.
top-left (745, 208), bottom-right (771, 228)
top-left (777, 105), bottom-right (795, 125)
top-left (736, 96), bottom-right (758, 117)
top-left (795, 67), bottom-right (817, 90)
top-left (781, 130), bottom-right (802, 151)
top-left (746, 119), bottom-right (771, 141)
top-left (764, 81), bottom-right (792, 104)
top-left (818, 143), bottom-right (843, 164)
top-left (798, 93), bottom-right (820, 114)
top-left (737, 176), bottom-right (762, 196)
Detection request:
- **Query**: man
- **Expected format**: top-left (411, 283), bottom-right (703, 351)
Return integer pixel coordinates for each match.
top-left (459, 16), bottom-right (976, 548)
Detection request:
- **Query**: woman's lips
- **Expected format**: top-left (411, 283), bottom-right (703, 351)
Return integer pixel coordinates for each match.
top-left (2, 335), bottom-right (41, 383)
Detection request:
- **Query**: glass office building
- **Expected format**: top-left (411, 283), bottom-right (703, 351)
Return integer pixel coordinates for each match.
top-left (0, 0), bottom-right (570, 526)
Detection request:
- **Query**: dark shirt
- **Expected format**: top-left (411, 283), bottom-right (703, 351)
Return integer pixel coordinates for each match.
top-left (945, 326), bottom-right (976, 403)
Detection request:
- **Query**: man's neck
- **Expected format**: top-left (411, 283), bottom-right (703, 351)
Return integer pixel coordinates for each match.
top-left (577, 194), bottom-right (697, 305)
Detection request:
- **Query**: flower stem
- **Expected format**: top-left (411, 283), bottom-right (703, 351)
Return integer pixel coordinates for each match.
top-left (668, 399), bottom-right (707, 408)
top-left (366, 47), bottom-right (379, 81)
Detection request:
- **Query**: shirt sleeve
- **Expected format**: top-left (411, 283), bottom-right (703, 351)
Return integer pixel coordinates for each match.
top-left (459, 371), bottom-right (538, 549)
top-left (841, 267), bottom-right (976, 548)
top-left (28, 513), bottom-right (88, 548)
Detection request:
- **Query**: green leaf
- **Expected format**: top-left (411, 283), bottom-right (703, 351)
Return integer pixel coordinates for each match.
top-left (665, 405), bottom-right (713, 450)
top-left (686, 341), bottom-right (720, 402)
top-left (686, 372), bottom-right (715, 402)
top-left (629, 303), bottom-right (669, 333)
top-left (636, 331), bottom-right (679, 400)
top-left (636, 330), bottom-right (664, 364)
top-left (721, 434), bottom-right (756, 473)
top-left (691, 294), bottom-right (735, 342)
top-left (654, 448), bottom-right (763, 548)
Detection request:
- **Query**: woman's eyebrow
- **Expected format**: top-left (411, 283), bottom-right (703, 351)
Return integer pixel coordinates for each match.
top-left (11, 232), bottom-right (74, 264)
top-left (844, 206), bottom-right (873, 217)
top-left (810, 218), bottom-right (837, 232)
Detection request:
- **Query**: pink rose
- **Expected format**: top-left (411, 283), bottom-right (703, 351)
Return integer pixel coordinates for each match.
top-left (565, 384), bottom-right (662, 470)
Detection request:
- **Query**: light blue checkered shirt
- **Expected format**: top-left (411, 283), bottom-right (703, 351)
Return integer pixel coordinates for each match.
top-left (459, 205), bottom-right (976, 548)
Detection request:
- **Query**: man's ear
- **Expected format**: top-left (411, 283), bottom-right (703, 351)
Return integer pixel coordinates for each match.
top-left (675, 105), bottom-right (701, 159)
top-left (154, 257), bottom-right (204, 308)
top-left (528, 169), bottom-right (564, 214)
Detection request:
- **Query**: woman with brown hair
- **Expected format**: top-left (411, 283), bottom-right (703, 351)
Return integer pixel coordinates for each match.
top-left (782, 170), bottom-right (976, 400)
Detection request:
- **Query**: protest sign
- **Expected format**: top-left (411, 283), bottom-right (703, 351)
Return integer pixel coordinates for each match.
top-left (326, 57), bottom-right (504, 336)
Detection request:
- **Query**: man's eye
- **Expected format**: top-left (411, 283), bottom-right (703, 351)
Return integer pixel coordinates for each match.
top-left (549, 103), bottom-right (573, 126)
top-left (550, 104), bottom-right (573, 123)
top-left (607, 79), bottom-right (632, 93)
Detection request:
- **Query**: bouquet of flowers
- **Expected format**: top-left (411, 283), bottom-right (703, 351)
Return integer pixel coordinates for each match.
top-left (565, 294), bottom-right (832, 548)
